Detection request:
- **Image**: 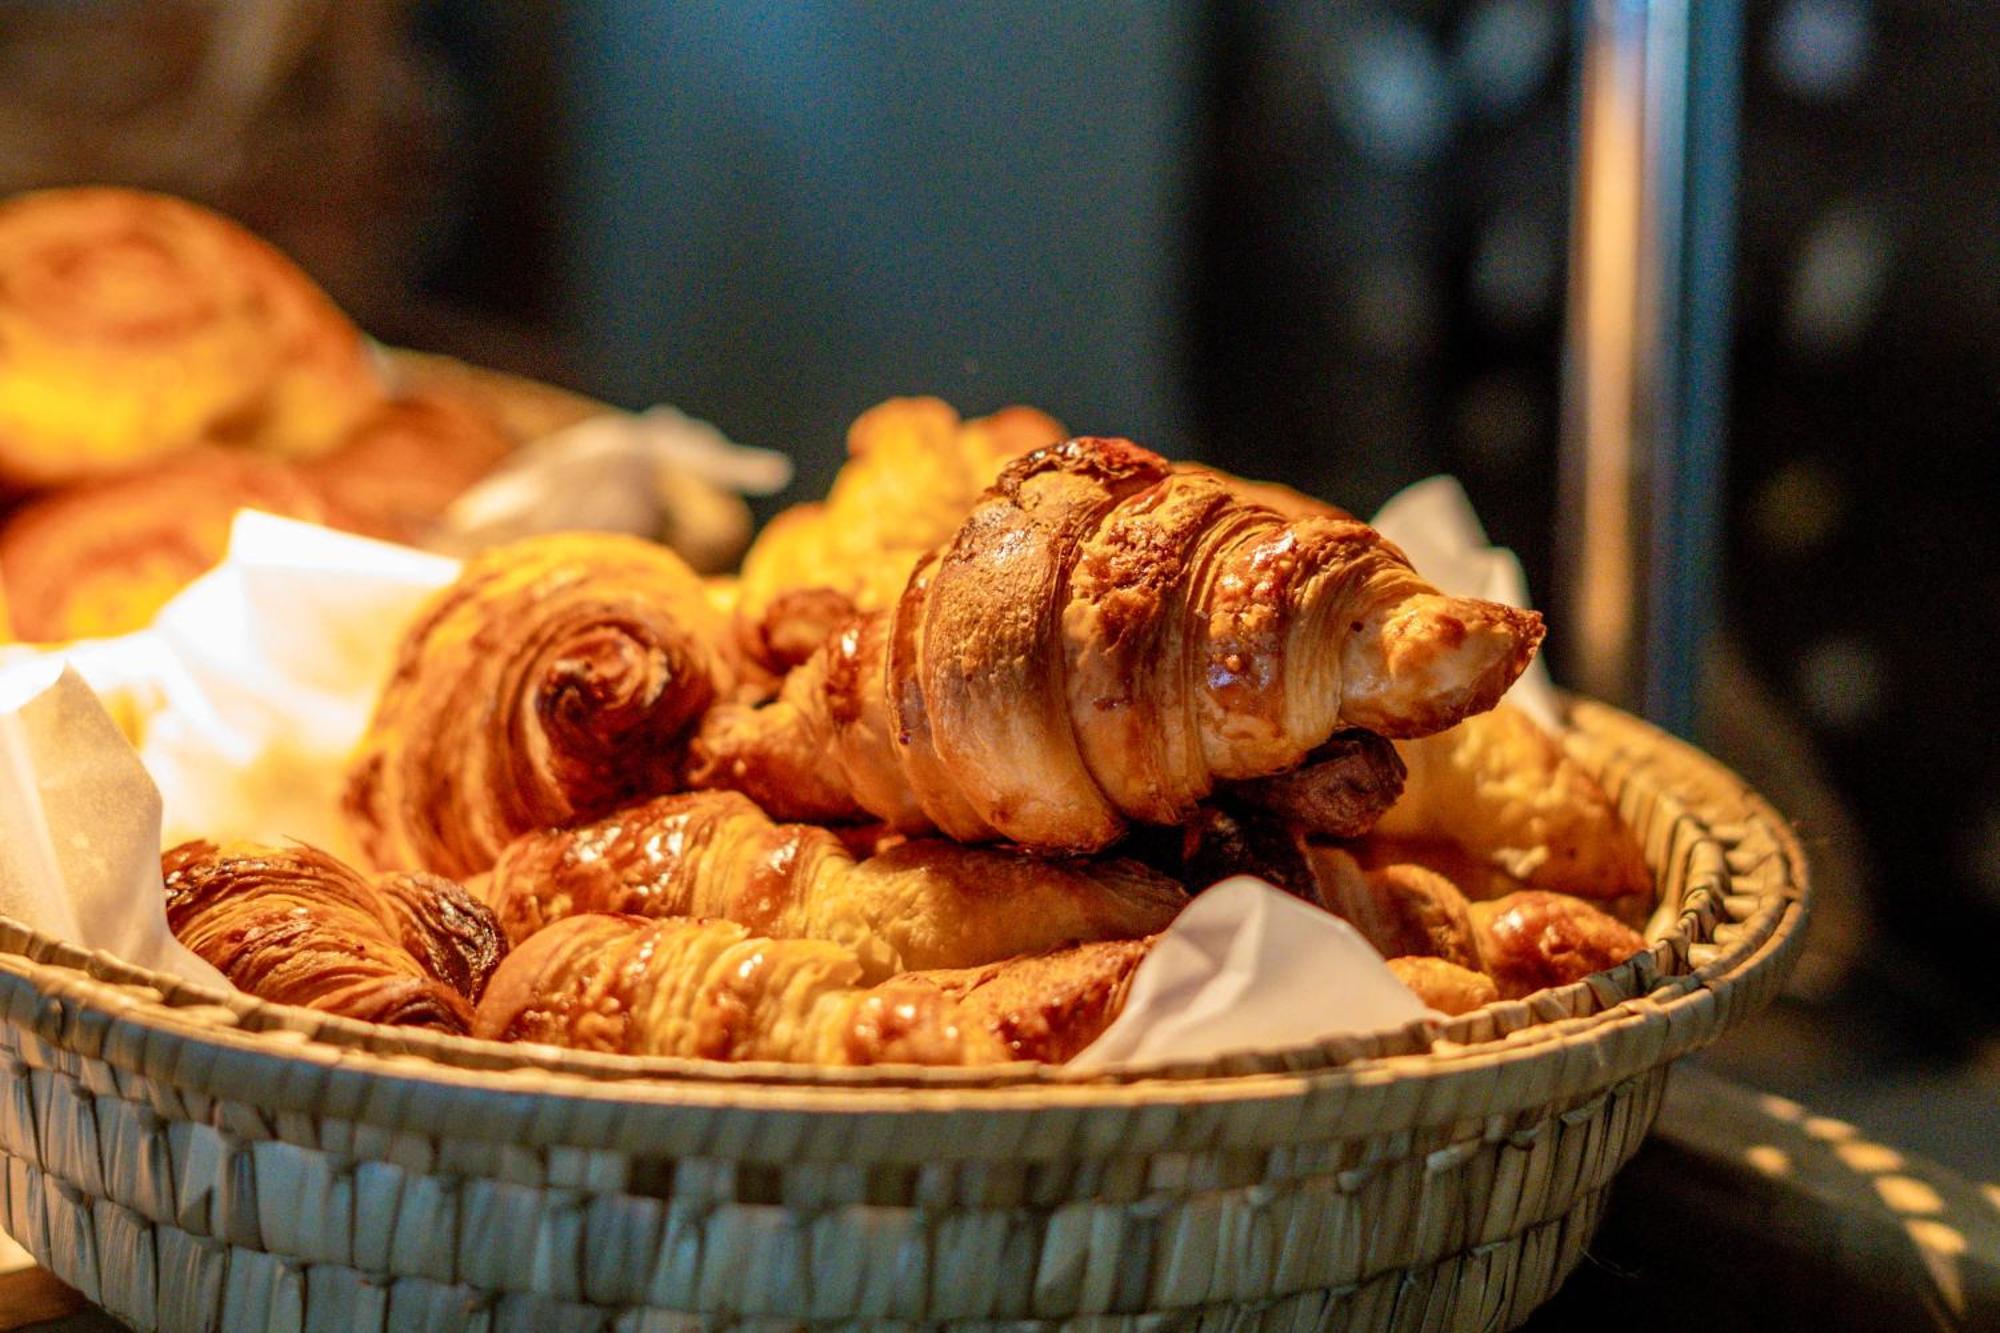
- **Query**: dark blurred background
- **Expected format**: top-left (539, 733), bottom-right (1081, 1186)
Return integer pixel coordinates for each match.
top-left (1, 0), bottom-right (1991, 1174)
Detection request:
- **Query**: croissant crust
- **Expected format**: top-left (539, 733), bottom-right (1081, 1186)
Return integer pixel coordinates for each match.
top-left (163, 840), bottom-right (504, 1033)
top-left (483, 789), bottom-right (1186, 979)
top-left (344, 532), bottom-right (739, 878)
top-left (693, 436), bottom-right (1542, 852)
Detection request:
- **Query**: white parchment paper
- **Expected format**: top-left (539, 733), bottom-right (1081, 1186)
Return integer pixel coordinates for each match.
top-left (0, 473), bottom-right (1548, 1058)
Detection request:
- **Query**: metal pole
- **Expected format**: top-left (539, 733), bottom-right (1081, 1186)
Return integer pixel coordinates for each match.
top-left (1559, 0), bottom-right (1740, 736)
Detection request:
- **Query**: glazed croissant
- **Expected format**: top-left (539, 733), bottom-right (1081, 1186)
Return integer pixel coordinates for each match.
top-left (344, 532), bottom-right (741, 879)
top-left (482, 789), bottom-right (1186, 978)
top-left (692, 437), bottom-right (1544, 852)
top-left (163, 840), bottom-right (506, 1034)
top-left (0, 187), bottom-right (382, 485)
top-left (472, 913), bottom-right (1009, 1064)
top-left (735, 397), bottom-right (1065, 668)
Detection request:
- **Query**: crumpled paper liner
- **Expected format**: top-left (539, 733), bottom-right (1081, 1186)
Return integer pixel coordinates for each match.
top-left (0, 475), bottom-right (1551, 1060)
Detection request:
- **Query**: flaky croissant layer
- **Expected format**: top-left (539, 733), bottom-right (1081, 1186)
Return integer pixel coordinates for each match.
top-left (473, 914), bottom-right (1007, 1065)
top-left (345, 532), bottom-right (741, 879)
top-left (474, 913), bottom-right (1153, 1066)
top-left (163, 840), bottom-right (506, 1034)
top-left (692, 436), bottom-right (1543, 853)
top-left (483, 789), bottom-right (1186, 979)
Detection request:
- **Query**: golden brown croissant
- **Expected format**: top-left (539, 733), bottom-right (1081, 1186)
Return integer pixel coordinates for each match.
top-left (895, 937), bottom-right (1151, 1063)
top-left (0, 446), bottom-right (360, 640)
top-left (692, 437), bottom-right (1544, 852)
top-left (734, 397), bottom-right (1065, 667)
top-left (482, 789), bottom-right (1186, 978)
top-left (0, 188), bottom-right (383, 485)
top-left (344, 533), bottom-right (741, 878)
top-left (1307, 849), bottom-right (1483, 972)
top-left (163, 840), bottom-right (505, 1033)
top-left (471, 913), bottom-right (1009, 1065)
top-left (1367, 702), bottom-right (1652, 901)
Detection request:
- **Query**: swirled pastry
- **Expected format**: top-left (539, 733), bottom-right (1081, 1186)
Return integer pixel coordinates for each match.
top-left (692, 437), bottom-right (1544, 852)
top-left (471, 913), bottom-right (1009, 1065)
top-left (482, 789), bottom-right (1185, 979)
top-left (344, 533), bottom-right (741, 878)
top-left (0, 446), bottom-right (354, 640)
top-left (0, 187), bottom-right (382, 484)
top-left (344, 528), bottom-right (744, 880)
top-left (163, 839), bottom-right (505, 1033)
top-left (302, 390), bottom-right (513, 540)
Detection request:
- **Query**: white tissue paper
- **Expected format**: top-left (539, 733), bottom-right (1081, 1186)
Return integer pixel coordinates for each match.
top-left (0, 669), bottom-right (224, 988)
top-left (442, 406), bottom-right (793, 549)
top-left (0, 471), bottom-right (1549, 1062)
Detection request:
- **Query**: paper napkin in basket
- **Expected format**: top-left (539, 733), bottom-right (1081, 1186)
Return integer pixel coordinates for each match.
top-left (0, 669), bottom-right (223, 988)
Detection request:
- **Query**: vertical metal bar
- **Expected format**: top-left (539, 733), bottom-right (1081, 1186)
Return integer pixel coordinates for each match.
top-left (1559, 0), bottom-right (1741, 735)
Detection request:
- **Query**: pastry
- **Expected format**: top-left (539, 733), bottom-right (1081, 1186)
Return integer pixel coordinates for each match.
top-left (734, 397), bottom-right (1064, 666)
top-left (692, 436), bottom-right (1544, 852)
top-left (896, 937), bottom-right (1151, 1063)
top-left (302, 389), bottom-right (514, 539)
top-left (1469, 890), bottom-right (1649, 999)
top-left (163, 839), bottom-right (505, 1033)
top-left (344, 532), bottom-right (741, 878)
top-left (471, 913), bottom-right (1009, 1065)
top-left (0, 187), bottom-right (382, 484)
top-left (1367, 702), bottom-right (1652, 900)
top-left (0, 446), bottom-right (353, 640)
top-left (1385, 957), bottom-right (1499, 1015)
top-left (481, 788), bottom-right (1186, 978)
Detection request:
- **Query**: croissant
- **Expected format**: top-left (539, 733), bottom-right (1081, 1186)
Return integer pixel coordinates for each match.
top-left (0, 446), bottom-right (361, 641)
top-left (1367, 702), bottom-right (1652, 901)
top-left (692, 437), bottom-right (1544, 852)
top-left (895, 937), bottom-right (1151, 1063)
top-left (734, 397), bottom-right (1065, 667)
top-left (0, 188), bottom-right (382, 485)
top-left (472, 913), bottom-right (1009, 1065)
top-left (482, 789), bottom-right (1185, 978)
top-left (163, 840), bottom-right (506, 1033)
top-left (344, 532), bottom-right (741, 878)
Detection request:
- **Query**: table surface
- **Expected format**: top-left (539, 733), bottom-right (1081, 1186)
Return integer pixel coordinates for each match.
top-left (1, 1066), bottom-right (1993, 1332)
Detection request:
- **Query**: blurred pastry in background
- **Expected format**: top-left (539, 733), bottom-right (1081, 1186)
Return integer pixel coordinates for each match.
top-left (302, 390), bottom-right (513, 539)
top-left (0, 187), bottom-right (383, 485)
top-left (0, 447), bottom-right (351, 641)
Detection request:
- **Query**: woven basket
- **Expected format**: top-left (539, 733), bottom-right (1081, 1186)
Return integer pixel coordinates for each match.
top-left (0, 699), bottom-right (1805, 1330)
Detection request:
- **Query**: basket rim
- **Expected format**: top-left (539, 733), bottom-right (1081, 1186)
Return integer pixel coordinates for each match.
top-left (0, 696), bottom-right (1809, 1129)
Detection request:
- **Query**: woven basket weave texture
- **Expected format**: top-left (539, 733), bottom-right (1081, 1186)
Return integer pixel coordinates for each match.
top-left (0, 700), bottom-right (1808, 1330)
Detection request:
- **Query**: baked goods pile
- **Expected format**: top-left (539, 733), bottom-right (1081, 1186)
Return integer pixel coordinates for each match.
top-left (156, 397), bottom-right (1657, 1068)
top-left (0, 187), bottom-right (545, 641)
